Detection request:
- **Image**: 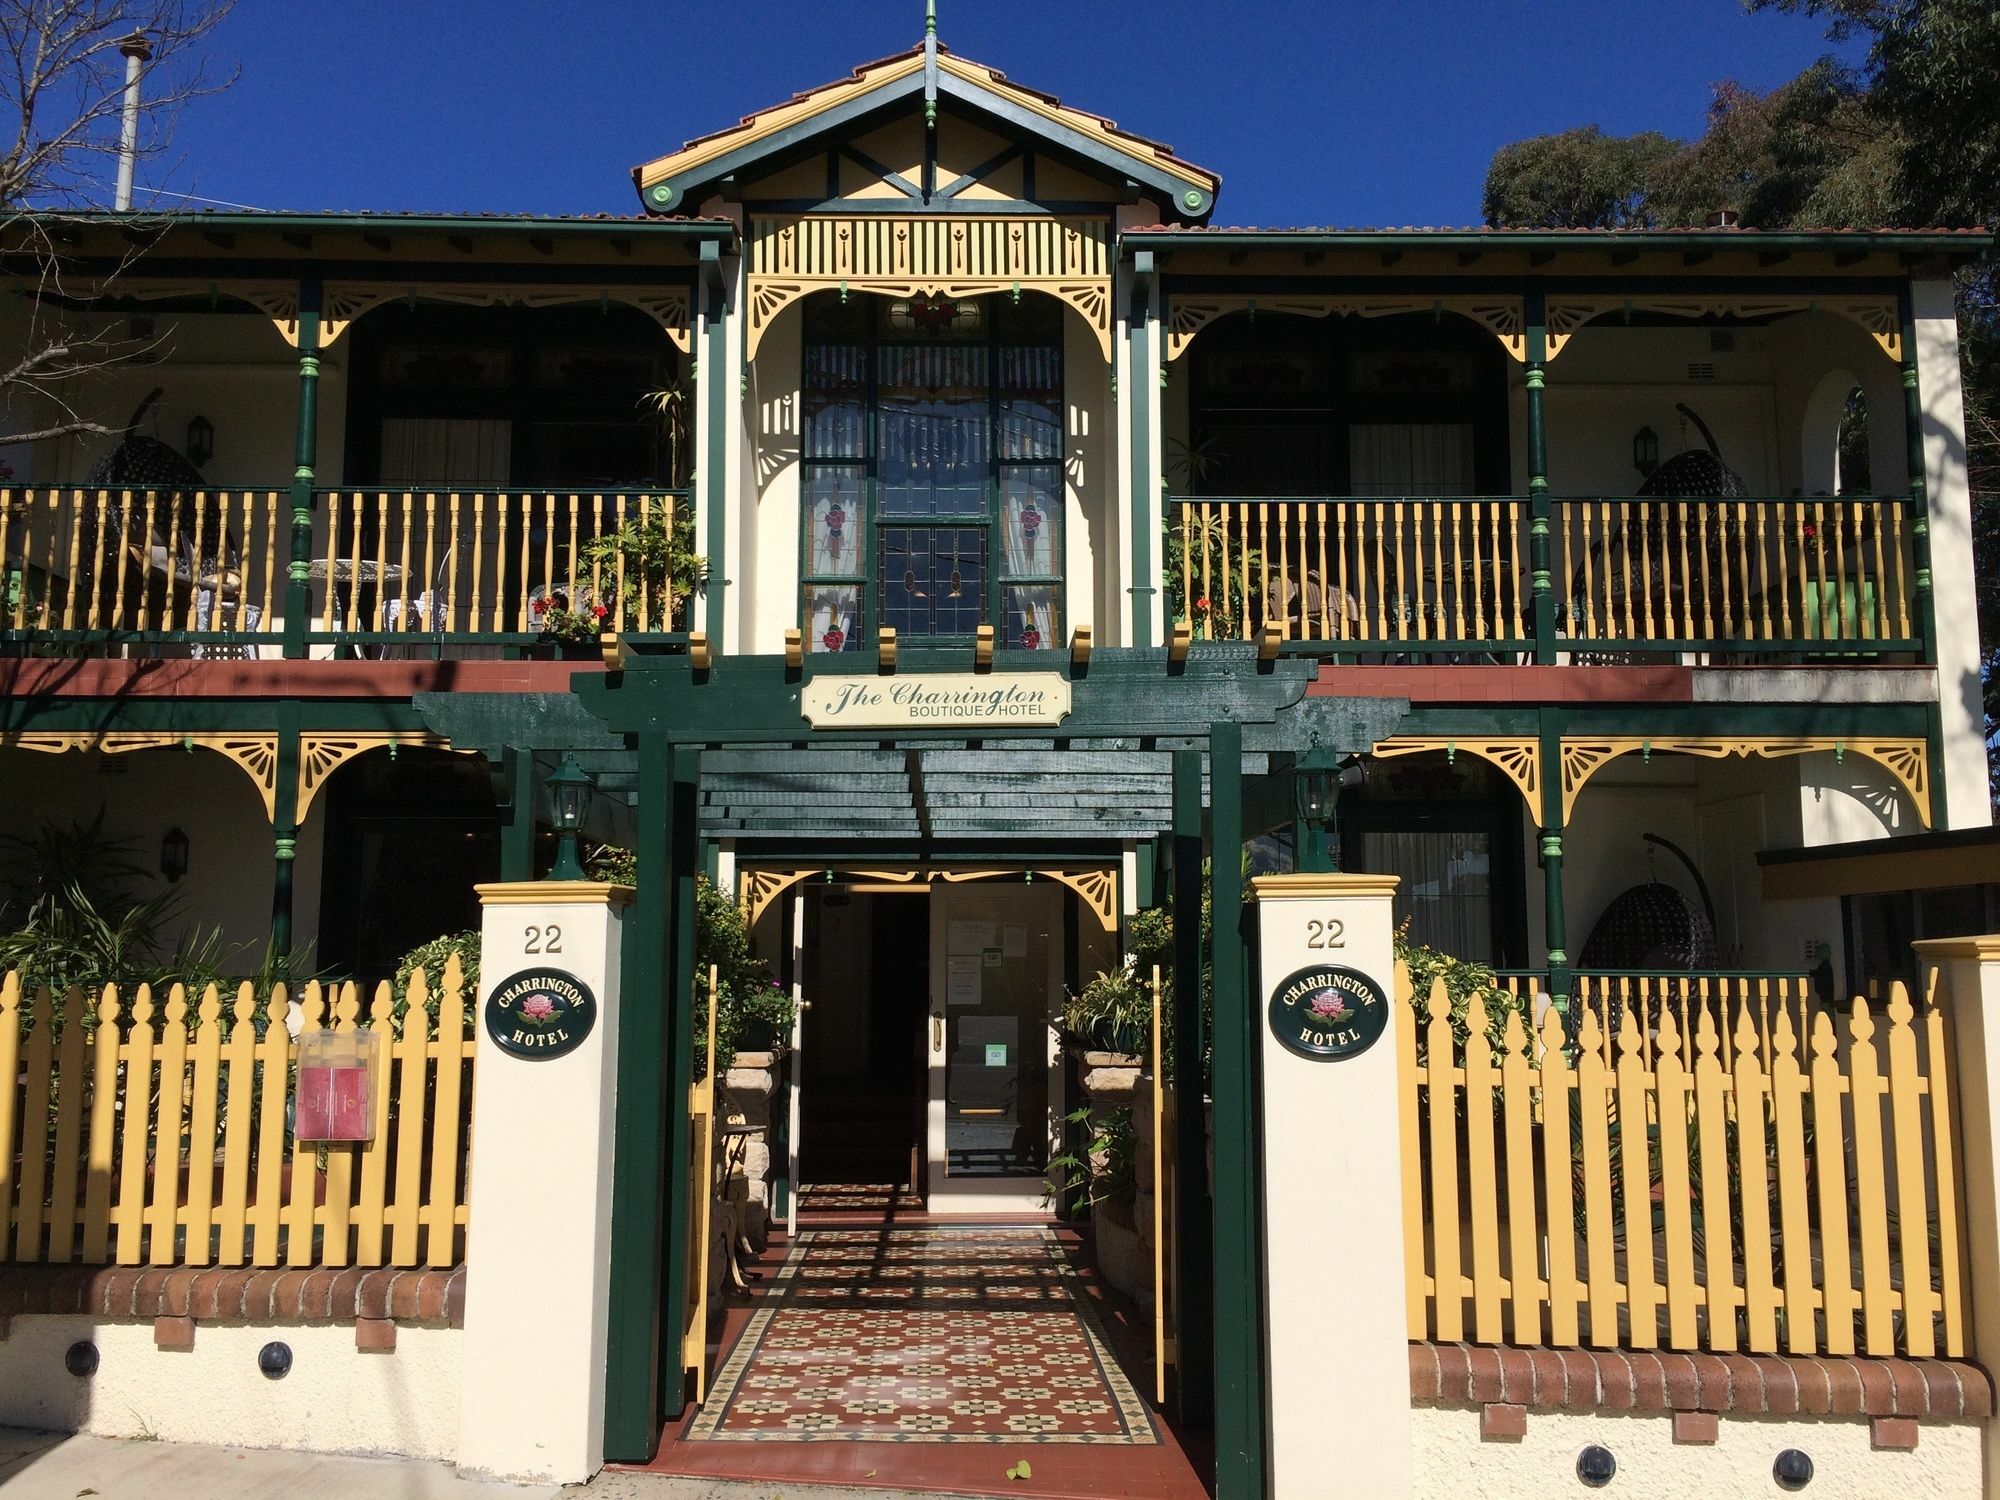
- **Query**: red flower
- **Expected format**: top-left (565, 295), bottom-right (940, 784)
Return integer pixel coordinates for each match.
top-left (1193, 595), bottom-right (1212, 614)
top-left (822, 627), bottom-right (846, 652)
top-left (531, 596), bottom-right (549, 615)
top-left (1020, 627), bottom-right (1041, 649)
top-left (592, 604), bottom-right (609, 620)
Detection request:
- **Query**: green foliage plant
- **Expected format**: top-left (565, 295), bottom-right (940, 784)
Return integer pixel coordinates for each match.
top-left (577, 503), bottom-right (704, 633)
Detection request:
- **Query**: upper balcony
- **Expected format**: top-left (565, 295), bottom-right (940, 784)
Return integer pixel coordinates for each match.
top-left (0, 212), bottom-right (722, 661)
top-left (1157, 281), bottom-right (1939, 666)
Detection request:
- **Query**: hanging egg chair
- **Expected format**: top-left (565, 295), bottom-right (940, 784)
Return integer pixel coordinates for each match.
top-left (80, 389), bottom-right (234, 626)
top-left (1637, 403), bottom-right (1749, 500)
top-left (1568, 404), bottom-right (1750, 659)
top-left (1578, 833), bottom-right (1720, 972)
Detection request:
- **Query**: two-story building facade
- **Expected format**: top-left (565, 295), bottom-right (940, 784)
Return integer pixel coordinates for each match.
top-left (1, 31), bottom-right (1993, 1489)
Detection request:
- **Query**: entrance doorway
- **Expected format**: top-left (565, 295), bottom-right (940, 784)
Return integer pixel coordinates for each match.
top-left (795, 889), bottom-right (928, 1191)
top-left (787, 879), bottom-right (1066, 1215)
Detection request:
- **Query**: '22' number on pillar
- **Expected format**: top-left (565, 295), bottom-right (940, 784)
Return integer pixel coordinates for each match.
top-left (1306, 917), bottom-right (1345, 950)
top-left (524, 924), bottom-right (563, 955)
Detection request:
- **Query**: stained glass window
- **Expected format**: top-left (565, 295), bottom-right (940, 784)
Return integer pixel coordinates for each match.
top-left (800, 293), bottom-right (1063, 650)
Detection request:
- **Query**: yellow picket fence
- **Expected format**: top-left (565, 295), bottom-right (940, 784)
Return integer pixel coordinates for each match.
top-left (1397, 963), bottom-right (1965, 1358)
top-left (0, 963), bottom-right (475, 1268)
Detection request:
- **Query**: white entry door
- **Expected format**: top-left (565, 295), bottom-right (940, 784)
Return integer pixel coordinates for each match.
top-left (926, 883), bottom-right (1064, 1214)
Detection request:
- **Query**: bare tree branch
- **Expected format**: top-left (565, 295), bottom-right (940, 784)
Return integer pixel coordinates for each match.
top-left (0, 0), bottom-right (233, 450)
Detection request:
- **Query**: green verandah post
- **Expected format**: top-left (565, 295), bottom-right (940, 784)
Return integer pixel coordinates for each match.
top-left (1206, 719), bottom-right (1266, 1500)
top-left (1169, 749), bottom-right (1212, 1426)
top-left (1525, 289), bottom-right (1555, 665)
top-left (498, 746), bottom-right (537, 882)
top-left (658, 745), bottom-right (704, 1413)
top-left (1538, 707), bottom-right (1569, 1011)
top-left (602, 734), bottom-right (689, 1461)
top-left (269, 701), bottom-right (301, 968)
top-left (283, 279), bottom-right (321, 660)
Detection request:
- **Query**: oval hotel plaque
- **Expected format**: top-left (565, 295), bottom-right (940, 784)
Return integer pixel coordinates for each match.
top-left (1267, 963), bottom-right (1389, 1062)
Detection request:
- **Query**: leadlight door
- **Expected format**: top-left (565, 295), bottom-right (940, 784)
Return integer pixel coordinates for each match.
top-left (801, 293), bottom-right (1063, 652)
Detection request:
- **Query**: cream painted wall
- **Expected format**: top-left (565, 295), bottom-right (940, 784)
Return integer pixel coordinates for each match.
top-left (39, 310), bottom-right (344, 490)
top-left (1913, 278), bottom-right (1991, 831)
top-left (1525, 754), bottom-right (1851, 979)
top-left (0, 1316), bottom-right (461, 1462)
top-left (748, 299), bottom-right (802, 655)
top-left (0, 747), bottom-right (323, 960)
top-left (1063, 305), bottom-right (1111, 644)
top-left (1763, 311), bottom-right (1905, 497)
top-left (1412, 1404), bottom-right (1981, 1500)
top-left (1529, 327), bottom-right (1781, 499)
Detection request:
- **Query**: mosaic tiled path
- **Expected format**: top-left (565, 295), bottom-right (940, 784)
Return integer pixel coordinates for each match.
top-left (632, 1223), bottom-right (1209, 1499)
top-left (690, 1227), bottom-right (1154, 1444)
top-left (796, 1182), bottom-right (927, 1214)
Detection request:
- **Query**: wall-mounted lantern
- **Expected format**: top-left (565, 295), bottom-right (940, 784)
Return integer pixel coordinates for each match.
top-left (546, 756), bottom-right (592, 881)
top-left (1632, 425), bottom-right (1660, 477)
top-left (159, 826), bottom-right (189, 883)
top-left (185, 414), bottom-right (214, 468)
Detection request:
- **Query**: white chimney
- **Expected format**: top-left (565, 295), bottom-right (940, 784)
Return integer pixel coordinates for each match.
top-left (113, 31), bottom-right (152, 212)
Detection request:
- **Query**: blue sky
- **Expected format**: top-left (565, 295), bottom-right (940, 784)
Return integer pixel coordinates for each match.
top-left (144, 0), bottom-right (1862, 226)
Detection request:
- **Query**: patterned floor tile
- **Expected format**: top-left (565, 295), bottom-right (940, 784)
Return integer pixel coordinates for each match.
top-left (686, 1227), bottom-right (1158, 1445)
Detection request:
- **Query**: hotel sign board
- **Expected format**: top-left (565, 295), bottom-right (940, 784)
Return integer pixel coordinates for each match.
top-left (801, 672), bottom-right (1073, 731)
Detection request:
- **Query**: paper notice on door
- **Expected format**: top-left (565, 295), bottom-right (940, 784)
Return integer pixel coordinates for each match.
top-left (947, 919), bottom-right (996, 955)
top-left (946, 954), bottom-right (982, 1007)
top-left (984, 1043), bottom-right (1008, 1068)
top-left (1002, 923), bottom-right (1028, 958)
top-left (982, 947), bottom-right (1003, 970)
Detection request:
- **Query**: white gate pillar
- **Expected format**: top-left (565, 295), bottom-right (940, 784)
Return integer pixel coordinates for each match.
top-left (458, 881), bottom-right (632, 1484)
top-left (1914, 936), bottom-right (2000, 1500)
top-left (1251, 872), bottom-right (1412, 1499)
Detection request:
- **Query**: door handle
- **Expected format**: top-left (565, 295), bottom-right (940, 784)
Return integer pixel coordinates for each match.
top-left (932, 1013), bottom-right (944, 1051)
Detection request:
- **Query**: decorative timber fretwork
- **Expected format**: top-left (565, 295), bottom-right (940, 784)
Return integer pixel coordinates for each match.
top-left (1164, 294), bottom-right (1529, 363)
top-left (315, 284), bottom-right (693, 352)
top-left (296, 732), bottom-right (460, 824)
top-left (1, 728), bottom-right (465, 824)
top-left (1369, 737), bottom-right (1540, 814)
top-left (1557, 736), bottom-right (1930, 826)
top-left (1543, 295), bottom-right (1902, 362)
top-left (2, 730), bottom-right (282, 820)
top-left (936, 867), bottom-right (1118, 933)
top-left (745, 215), bottom-right (1114, 361)
top-left (739, 864), bottom-right (1120, 932)
top-left (79, 280), bottom-right (694, 353)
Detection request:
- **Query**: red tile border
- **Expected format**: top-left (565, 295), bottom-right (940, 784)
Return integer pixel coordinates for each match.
top-left (0, 1264), bottom-right (465, 1328)
top-left (1410, 1343), bottom-right (1992, 1420)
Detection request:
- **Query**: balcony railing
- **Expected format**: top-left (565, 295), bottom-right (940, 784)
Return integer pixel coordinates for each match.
top-left (1170, 495), bottom-right (1923, 660)
top-left (1, 486), bottom-right (691, 655)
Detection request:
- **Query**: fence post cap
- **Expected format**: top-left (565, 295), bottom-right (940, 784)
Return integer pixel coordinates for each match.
top-left (1913, 936), bottom-right (2000, 963)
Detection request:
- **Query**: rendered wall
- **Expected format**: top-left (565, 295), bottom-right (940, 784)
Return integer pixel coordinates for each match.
top-left (0, 1316), bottom-right (460, 1462)
top-left (1413, 1404), bottom-right (1981, 1500)
top-left (1527, 325), bottom-right (1782, 499)
top-left (38, 311), bottom-right (346, 493)
top-left (0, 746), bottom-right (323, 960)
top-left (1527, 753), bottom-right (1853, 979)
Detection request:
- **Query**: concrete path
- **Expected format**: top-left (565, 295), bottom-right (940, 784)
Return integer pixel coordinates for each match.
top-left (0, 1428), bottom-right (982, 1500)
